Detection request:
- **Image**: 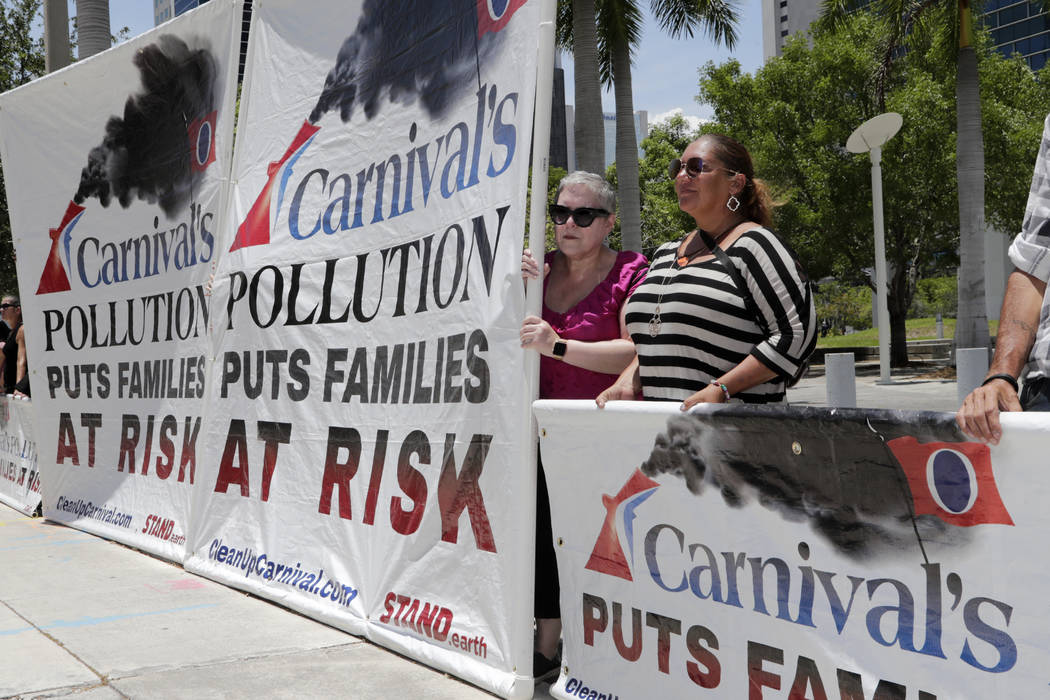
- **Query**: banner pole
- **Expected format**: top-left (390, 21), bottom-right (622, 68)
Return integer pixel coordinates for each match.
top-left (513, 0), bottom-right (556, 696)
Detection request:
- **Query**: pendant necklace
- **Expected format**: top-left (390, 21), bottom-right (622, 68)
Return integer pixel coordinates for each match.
top-left (648, 220), bottom-right (741, 338)
top-left (647, 260), bottom-right (677, 337)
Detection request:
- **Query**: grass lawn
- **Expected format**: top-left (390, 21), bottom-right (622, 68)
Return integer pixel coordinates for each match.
top-left (818, 318), bottom-right (1000, 348)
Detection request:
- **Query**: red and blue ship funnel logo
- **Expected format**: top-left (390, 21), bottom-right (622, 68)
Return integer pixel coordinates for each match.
top-left (887, 437), bottom-right (1013, 527)
top-left (585, 469), bottom-right (661, 581)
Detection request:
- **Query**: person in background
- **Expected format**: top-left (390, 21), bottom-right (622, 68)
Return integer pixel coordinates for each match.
top-left (958, 114), bottom-right (1050, 443)
top-left (597, 133), bottom-right (815, 408)
top-left (520, 170), bottom-right (647, 680)
top-left (0, 295), bottom-right (27, 396)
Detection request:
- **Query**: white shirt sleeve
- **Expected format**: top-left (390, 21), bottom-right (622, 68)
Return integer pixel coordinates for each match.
top-left (1009, 113), bottom-right (1050, 283)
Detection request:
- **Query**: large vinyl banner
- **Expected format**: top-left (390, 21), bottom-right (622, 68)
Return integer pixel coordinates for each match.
top-left (536, 402), bottom-right (1049, 699)
top-left (183, 1), bottom-right (538, 696)
top-left (0, 0), bottom-right (242, 560)
top-left (0, 398), bottom-right (40, 516)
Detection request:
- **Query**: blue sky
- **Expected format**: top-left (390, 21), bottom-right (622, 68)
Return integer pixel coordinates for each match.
top-left (559, 0), bottom-right (764, 126)
top-left (105, 0), bottom-right (763, 126)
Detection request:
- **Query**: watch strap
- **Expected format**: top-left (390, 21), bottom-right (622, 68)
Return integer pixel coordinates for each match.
top-left (982, 373), bottom-right (1019, 393)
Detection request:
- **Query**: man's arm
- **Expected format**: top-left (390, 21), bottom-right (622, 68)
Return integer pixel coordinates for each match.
top-left (957, 268), bottom-right (1045, 443)
top-left (14, 326), bottom-right (26, 385)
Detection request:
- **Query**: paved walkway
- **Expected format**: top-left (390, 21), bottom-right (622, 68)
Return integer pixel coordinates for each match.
top-left (1, 367), bottom-right (961, 699)
top-left (787, 363), bottom-right (961, 413)
top-left (0, 510), bottom-right (555, 700)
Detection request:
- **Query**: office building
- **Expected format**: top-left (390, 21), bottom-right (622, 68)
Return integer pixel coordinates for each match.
top-left (983, 0), bottom-right (1050, 71)
top-left (153, 0), bottom-right (173, 26)
top-left (762, 0), bottom-right (824, 61)
top-left (603, 111), bottom-right (649, 170)
top-left (763, 0), bottom-right (1050, 71)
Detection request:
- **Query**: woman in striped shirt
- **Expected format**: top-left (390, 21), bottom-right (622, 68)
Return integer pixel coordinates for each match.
top-left (597, 133), bottom-right (816, 407)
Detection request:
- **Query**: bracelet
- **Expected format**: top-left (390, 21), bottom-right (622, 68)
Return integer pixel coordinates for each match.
top-left (710, 381), bottom-right (731, 402)
top-left (981, 373), bottom-right (1019, 393)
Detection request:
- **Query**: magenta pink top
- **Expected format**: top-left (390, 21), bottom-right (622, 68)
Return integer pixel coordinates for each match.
top-left (540, 250), bottom-right (648, 400)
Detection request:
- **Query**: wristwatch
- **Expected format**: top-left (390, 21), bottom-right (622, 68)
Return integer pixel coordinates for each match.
top-left (552, 340), bottom-right (567, 359)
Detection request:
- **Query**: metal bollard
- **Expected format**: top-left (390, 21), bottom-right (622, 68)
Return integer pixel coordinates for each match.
top-left (826, 352), bottom-right (857, 408)
top-left (956, 347), bottom-right (989, 405)
top-left (936, 313), bottom-right (944, 339)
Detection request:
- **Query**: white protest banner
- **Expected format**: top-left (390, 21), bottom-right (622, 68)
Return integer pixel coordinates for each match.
top-left (536, 401), bottom-right (1049, 699)
top-left (0, 0), bottom-right (242, 560)
top-left (184, 1), bottom-right (538, 696)
top-left (0, 398), bottom-right (40, 516)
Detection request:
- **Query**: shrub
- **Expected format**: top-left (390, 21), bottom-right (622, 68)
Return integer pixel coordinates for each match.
top-left (815, 281), bottom-right (872, 334)
top-left (911, 276), bottom-right (957, 318)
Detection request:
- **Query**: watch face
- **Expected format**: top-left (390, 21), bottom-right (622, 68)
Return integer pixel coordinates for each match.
top-left (553, 341), bottom-right (567, 357)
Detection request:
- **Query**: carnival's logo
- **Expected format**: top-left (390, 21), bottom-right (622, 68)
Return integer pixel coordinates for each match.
top-left (887, 437), bottom-right (1013, 527)
top-left (477, 0), bottom-right (529, 36)
top-left (36, 202), bottom-right (85, 294)
top-left (35, 36), bottom-right (218, 295)
top-left (585, 469), bottom-right (660, 580)
top-left (232, 0), bottom-right (527, 253)
top-left (229, 121), bottom-right (320, 252)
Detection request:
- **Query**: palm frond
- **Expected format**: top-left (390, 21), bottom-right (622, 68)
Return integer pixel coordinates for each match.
top-left (595, 0), bottom-right (644, 85)
top-left (651, 0), bottom-right (740, 48)
top-left (816, 0), bottom-right (865, 34)
top-left (555, 0), bottom-right (574, 49)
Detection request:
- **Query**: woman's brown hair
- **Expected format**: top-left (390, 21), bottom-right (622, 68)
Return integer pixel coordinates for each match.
top-left (700, 133), bottom-right (776, 229)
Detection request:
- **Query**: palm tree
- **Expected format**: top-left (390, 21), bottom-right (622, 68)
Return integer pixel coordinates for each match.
top-left (76, 0), bottom-right (110, 59)
top-left (561, 0), bottom-right (739, 252)
top-left (602, 1), bottom-right (646, 251)
top-left (564, 0), bottom-right (606, 175)
top-left (820, 0), bottom-right (1038, 351)
top-left (953, 3), bottom-right (988, 351)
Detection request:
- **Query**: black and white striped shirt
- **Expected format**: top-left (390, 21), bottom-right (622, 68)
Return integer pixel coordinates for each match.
top-left (625, 227), bottom-right (816, 403)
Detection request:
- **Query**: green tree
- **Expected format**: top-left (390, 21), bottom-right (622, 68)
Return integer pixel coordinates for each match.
top-left (697, 13), bottom-right (1048, 365)
top-left (0, 0), bottom-right (46, 296)
top-left (637, 112), bottom-right (698, 253)
top-left (912, 275), bottom-right (957, 317)
top-left (978, 48), bottom-right (1050, 235)
top-left (821, 0), bottom-right (1050, 352)
top-left (816, 281), bottom-right (872, 333)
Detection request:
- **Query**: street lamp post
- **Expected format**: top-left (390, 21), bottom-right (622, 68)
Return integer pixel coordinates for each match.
top-left (847, 113), bottom-right (903, 385)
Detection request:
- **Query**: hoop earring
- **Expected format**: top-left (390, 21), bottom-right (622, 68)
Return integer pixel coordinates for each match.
top-left (727, 195), bottom-right (741, 212)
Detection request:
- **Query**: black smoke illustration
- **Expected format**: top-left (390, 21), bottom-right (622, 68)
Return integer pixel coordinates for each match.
top-left (310, 0), bottom-right (504, 124)
top-left (641, 407), bottom-right (970, 561)
top-left (73, 35), bottom-right (217, 218)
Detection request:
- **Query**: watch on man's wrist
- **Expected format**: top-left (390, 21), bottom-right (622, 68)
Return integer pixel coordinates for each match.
top-left (552, 340), bottom-right (567, 359)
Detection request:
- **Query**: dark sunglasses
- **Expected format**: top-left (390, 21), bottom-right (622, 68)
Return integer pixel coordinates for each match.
top-left (0, 304), bottom-right (18, 310)
top-left (549, 204), bottom-right (610, 227)
top-left (667, 156), bottom-right (738, 180)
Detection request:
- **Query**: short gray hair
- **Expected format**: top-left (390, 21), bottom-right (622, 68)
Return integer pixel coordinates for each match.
top-left (554, 171), bottom-right (616, 213)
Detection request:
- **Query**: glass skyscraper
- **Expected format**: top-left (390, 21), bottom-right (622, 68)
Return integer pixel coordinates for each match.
top-left (764, 0), bottom-right (1050, 71)
top-left (982, 0), bottom-right (1050, 70)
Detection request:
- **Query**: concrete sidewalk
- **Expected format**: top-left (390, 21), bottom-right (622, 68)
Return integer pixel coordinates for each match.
top-left (1, 369), bottom-right (960, 700)
top-left (0, 509), bottom-right (552, 700)
top-left (787, 364), bottom-right (961, 413)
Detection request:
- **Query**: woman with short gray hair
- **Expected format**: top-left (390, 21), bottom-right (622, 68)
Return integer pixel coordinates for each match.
top-left (519, 170), bottom-right (647, 680)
